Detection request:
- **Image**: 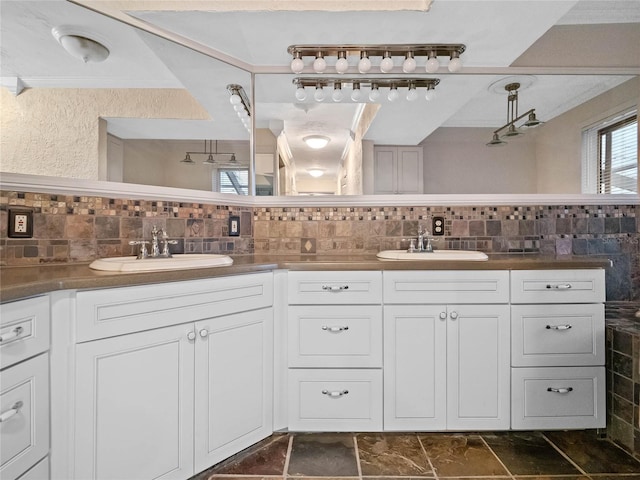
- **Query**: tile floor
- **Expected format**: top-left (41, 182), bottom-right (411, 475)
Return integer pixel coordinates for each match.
top-left (192, 430), bottom-right (640, 480)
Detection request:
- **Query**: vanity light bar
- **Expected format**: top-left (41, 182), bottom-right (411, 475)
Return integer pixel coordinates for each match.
top-left (288, 44), bottom-right (466, 74)
top-left (293, 77), bottom-right (440, 102)
top-left (227, 84), bottom-right (251, 133)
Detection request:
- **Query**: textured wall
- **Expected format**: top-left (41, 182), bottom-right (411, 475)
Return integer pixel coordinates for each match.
top-left (0, 88), bottom-right (210, 180)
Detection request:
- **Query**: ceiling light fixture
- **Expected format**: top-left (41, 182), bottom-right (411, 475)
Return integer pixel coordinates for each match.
top-left (51, 26), bottom-right (109, 63)
top-left (227, 84), bottom-right (251, 132)
top-left (486, 81), bottom-right (544, 147)
top-left (288, 44), bottom-right (465, 75)
top-left (293, 77), bottom-right (440, 103)
top-left (180, 140), bottom-right (237, 165)
top-left (303, 135), bottom-right (330, 149)
top-left (308, 168), bottom-right (325, 178)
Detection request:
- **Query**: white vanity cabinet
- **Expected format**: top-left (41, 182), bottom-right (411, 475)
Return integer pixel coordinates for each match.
top-left (70, 273), bottom-right (273, 480)
top-left (286, 271), bottom-right (383, 431)
top-left (510, 269), bottom-right (606, 430)
top-left (383, 271), bottom-right (511, 431)
top-left (0, 296), bottom-right (50, 480)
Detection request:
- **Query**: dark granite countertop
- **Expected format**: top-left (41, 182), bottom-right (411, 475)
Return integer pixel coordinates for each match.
top-left (0, 253), bottom-right (612, 303)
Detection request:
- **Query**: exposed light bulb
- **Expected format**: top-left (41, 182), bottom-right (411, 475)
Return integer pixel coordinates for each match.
top-left (295, 85), bottom-right (307, 101)
top-left (448, 51), bottom-right (462, 72)
top-left (233, 103), bottom-right (244, 112)
top-left (406, 86), bottom-right (418, 101)
top-left (335, 52), bottom-right (349, 74)
top-left (425, 51), bottom-right (440, 73)
top-left (290, 53), bottom-right (304, 74)
top-left (229, 93), bottom-right (241, 105)
top-left (425, 87), bottom-right (435, 101)
top-left (387, 86), bottom-right (399, 102)
top-left (332, 85), bottom-right (343, 102)
top-left (402, 53), bottom-right (416, 73)
top-left (314, 85), bottom-right (326, 102)
top-left (351, 82), bottom-right (362, 102)
top-left (313, 53), bottom-right (327, 73)
top-left (369, 84), bottom-right (380, 102)
top-left (358, 52), bottom-right (372, 73)
top-left (380, 52), bottom-right (394, 73)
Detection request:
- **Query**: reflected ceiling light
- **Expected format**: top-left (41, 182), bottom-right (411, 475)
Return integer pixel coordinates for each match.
top-left (180, 140), bottom-right (237, 165)
top-left (294, 77), bottom-right (439, 103)
top-left (181, 153), bottom-right (195, 165)
top-left (402, 52), bottom-right (416, 73)
top-left (227, 84), bottom-right (251, 132)
top-left (487, 81), bottom-right (544, 147)
top-left (288, 44), bottom-right (465, 74)
top-left (380, 51), bottom-right (394, 73)
top-left (486, 133), bottom-right (507, 147)
top-left (52, 27), bottom-right (109, 63)
top-left (425, 85), bottom-right (436, 101)
top-left (308, 168), bottom-right (325, 178)
top-left (303, 135), bottom-right (330, 149)
top-left (295, 84), bottom-right (307, 101)
top-left (358, 51), bottom-right (372, 73)
top-left (335, 51), bottom-right (349, 74)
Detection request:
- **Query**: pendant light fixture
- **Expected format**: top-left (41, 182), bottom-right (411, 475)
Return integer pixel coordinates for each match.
top-left (180, 140), bottom-right (237, 165)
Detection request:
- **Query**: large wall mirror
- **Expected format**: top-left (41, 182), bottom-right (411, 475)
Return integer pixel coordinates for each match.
top-left (1, 1), bottom-right (638, 202)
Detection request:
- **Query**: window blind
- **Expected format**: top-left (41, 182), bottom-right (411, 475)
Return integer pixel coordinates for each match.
top-left (599, 115), bottom-right (638, 194)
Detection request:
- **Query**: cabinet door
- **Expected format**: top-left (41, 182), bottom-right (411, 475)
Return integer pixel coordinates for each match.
top-left (383, 305), bottom-right (446, 430)
top-left (373, 147), bottom-right (397, 194)
top-left (194, 308), bottom-right (273, 471)
top-left (446, 304), bottom-right (511, 430)
top-left (396, 147), bottom-right (423, 194)
top-left (74, 324), bottom-right (195, 480)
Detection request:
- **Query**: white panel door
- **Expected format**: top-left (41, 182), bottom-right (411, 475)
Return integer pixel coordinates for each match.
top-left (194, 308), bottom-right (273, 471)
top-left (383, 305), bottom-right (446, 430)
top-left (74, 324), bottom-right (195, 480)
top-left (396, 147), bottom-right (423, 194)
top-left (373, 148), bottom-right (396, 194)
top-left (446, 304), bottom-right (511, 430)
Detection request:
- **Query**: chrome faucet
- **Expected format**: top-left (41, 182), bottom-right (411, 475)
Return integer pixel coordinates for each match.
top-left (417, 225), bottom-right (434, 253)
top-left (129, 225), bottom-right (178, 259)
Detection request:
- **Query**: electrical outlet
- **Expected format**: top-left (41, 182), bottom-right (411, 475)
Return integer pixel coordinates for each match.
top-left (8, 208), bottom-right (33, 238)
top-left (432, 216), bottom-right (445, 236)
top-left (229, 215), bottom-right (240, 236)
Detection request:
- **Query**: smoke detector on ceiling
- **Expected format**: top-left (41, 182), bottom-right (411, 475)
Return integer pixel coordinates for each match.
top-left (51, 26), bottom-right (110, 63)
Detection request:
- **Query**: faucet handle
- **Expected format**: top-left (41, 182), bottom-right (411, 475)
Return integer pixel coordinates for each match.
top-left (129, 240), bottom-right (150, 259)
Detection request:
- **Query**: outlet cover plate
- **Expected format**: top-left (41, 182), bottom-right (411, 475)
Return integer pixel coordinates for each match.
top-left (8, 208), bottom-right (34, 238)
top-left (229, 215), bottom-right (240, 236)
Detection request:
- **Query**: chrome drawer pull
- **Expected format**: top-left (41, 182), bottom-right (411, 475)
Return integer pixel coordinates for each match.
top-left (0, 326), bottom-right (24, 343)
top-left (322, 325), bottom-right (349, 332)
top-left (547, 387), bottom-right (574, 394)
top-left (0, 401), bottom-right (24, 422)
top-left (322, 389), bottom-right (349, 398)
top-left (546, 324), bottom-right (573, 330)
top-left (546, 283), bottom-right (572, 290)
top-left (322, 285), bottom-right (349, 291)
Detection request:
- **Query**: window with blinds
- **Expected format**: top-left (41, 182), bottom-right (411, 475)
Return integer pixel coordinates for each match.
top-left (218, 169), bottom-right (249, 195)
top-left (598, 115), bottom-right (638, 194)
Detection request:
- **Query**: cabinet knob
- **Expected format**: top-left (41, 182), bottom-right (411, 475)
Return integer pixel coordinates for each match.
top-left (186, 331), bottom-right (196, 341)
top-left (0, 326), bottom-right (23, 343)
top-left (439, 312), bottom-right (447, 320)
top-left (0, 401), bottom-right (24, 423)
top-left (547, 387), bottom-right (574, 394)
top-left (322, 389), bottom-right (349, 398)
top-left (449, 311), bottom-right (458, 320)
top-left (199, 329), bottom-right (209, 338)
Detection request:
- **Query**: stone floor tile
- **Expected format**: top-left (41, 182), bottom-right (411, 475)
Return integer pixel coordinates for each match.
top-left (287, 433), bottom-right (359, 477)
top-left (357, 433), bottom-right (432, 476)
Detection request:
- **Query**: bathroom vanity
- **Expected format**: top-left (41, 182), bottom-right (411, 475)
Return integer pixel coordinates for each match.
top-left (0, 256), bottom-right (608, 480)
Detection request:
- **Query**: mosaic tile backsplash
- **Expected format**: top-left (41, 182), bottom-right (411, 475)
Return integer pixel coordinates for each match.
top-left (1, 190), bottom-right (639, 300)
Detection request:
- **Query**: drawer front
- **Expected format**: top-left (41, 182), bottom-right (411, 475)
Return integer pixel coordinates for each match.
top-left (383, 270), bottom-right (509, 304)
top-left (512, 304), bottom-right (605, 367)
top-left (0, 353), bottom-right (49, 480)
top-left (76, 272), bottom-right (273, 341)
top-left (1, 296), bottom-right (50, 370)
top-left (288, 271), bottom-right (382, 305)
top-left (511, 366), bottom-right (605, 430)
top-left (288, 369), bottom-right (382, 431)
top-left (288, 305), bottom-right (382, 368)
top-left (510, 269), bottom-right (605, 304)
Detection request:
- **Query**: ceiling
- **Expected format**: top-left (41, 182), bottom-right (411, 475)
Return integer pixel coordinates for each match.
top-left (1, 0), bottom-right (639, 188)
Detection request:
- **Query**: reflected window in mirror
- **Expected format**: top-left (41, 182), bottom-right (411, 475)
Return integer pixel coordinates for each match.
top-left (582, 107), bottom-right (638, 194)
top-left (217, 168), bottom-right (249, 195)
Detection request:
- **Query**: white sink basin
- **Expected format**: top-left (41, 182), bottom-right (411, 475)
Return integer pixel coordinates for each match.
top-left (377, 250), bottom-right (489, 261)
top-left (89, 254), bottom-right (233, 272)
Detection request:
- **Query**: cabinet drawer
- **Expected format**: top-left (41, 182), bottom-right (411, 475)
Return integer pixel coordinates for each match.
top-left (512, 304), bottom-right (605, 367)
top-left (287, 271), bottom-right (382, 305)
top-left (510, 269), bottom-right (605, 304)
top-left (0, 353), bottom-right (49, 480)
top-left (1, 296), bottom-right (50, 370)
top-left (288, 306), bottom-right (382, 368)
top-left (288, 369), bottom-right (382, 431)
top-left (383, 271), bottom-right (509, 304)
top-left (76, 272), bottom-right (273, 341)
top-left (511, 366), bottom-right (605, 430)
